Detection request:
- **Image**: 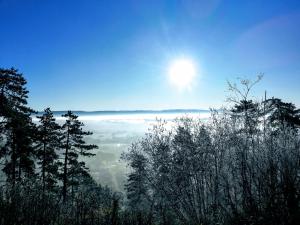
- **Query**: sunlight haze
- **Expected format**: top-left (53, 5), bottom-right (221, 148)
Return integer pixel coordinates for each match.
top-left (1, 0), bottom-right (299, 110)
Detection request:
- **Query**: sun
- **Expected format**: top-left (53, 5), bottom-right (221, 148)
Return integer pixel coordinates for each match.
top-left (168, 58), bottom-right (196, 90)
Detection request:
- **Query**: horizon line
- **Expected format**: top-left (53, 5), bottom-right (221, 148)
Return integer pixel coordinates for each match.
top-left (36, 108), bottom-right (212, 114)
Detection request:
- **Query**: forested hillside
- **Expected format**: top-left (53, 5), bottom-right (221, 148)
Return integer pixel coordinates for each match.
top-left (1, 68), bottom-right (299, 225)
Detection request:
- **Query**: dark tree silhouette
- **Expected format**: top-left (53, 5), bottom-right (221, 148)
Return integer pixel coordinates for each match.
top-left (0, 67), bottom-right (119, 225)
top-left (60, 111), bottom-right (98, 202)
top-left (36, 107), bottom-right (61, 192)
top-left (264, 97), bottom-right (300, 130)
top-left (0, 68), bottom-right (36, 185)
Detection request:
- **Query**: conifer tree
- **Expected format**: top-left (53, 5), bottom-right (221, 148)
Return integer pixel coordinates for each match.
top-left (264, 98), bottom-right (300, 130)
top-left (60, 111), bottom-right (98, 202)
top-left (124, 145), bottom-right (150, 211)
top-left (36, 107), bottom-right (61, 192)
top-left (0, 68), bottom-right (36, 185)
top-left (231, 99), bottom-right (260, 134)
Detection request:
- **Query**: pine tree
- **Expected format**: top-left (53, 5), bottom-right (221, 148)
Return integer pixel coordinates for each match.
top-left (124, 145), bottom-right (150, 211)
top-left (231, 99), bottom-right (260, 134)
top-left (264, 98), bottom-right (300, 130)
top-left (0, 68), bottom-right (36, 185)
top-left (36, 108), bottom-right (61, 192)
top-left (60, 111), bottom-right (98, 202)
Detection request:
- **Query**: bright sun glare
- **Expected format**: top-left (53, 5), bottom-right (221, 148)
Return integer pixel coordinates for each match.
top-left (168, 59), bottom-right (196, 90)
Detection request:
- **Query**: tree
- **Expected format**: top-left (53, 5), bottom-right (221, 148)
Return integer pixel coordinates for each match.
top-left (0, 68), bottom-right (36, 185)
top-left (60, 111), bottom-right (98, 202)
top-left (264, 97), bottom-right (300, 131)
top-left (35, 108), bottom-right (61, 192)
top-left (0, 68), bottom-right (120, 225)
top-left (123, 76), bottom-right (300, 225)
top-left (124, 143), bottom-right (153, 217)
top-left (227, 76), bottom-right (262, 135)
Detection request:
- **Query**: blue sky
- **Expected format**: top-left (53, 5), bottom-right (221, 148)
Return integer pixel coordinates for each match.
top-left (1, 0), bottom-right (300, 110)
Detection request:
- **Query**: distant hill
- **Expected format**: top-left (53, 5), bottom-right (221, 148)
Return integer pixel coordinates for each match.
top-left (36, 109), bottom-right (209, 116)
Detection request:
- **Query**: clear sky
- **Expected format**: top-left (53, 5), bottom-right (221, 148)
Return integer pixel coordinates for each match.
top-left (1, 0), bottom-right (300, 110)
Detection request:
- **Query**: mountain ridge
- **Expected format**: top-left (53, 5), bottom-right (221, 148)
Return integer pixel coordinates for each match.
top-left (37, 109), bottom-right (210, 115)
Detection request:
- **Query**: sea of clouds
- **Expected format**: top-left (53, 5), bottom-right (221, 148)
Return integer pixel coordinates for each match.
top-left (34, 111), bottom-right (211, 191)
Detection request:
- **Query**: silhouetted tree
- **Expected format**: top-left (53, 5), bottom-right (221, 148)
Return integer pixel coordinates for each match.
top-left (35, 107), bottom-right (61, 192)
top-left (0, 68), bottom-right (119, 225)
top-left (264, 97), bottom-right (300, 130)
top-left (60, 111), bottom-right (98, 202)
top-left (0, 68), bottom-right (36, 185)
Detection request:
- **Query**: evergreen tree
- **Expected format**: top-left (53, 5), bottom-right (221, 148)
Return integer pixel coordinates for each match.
top-left (60, 111), bottom-right (98, 202)
top-left (0, 68), bottom-right (36, 185)
top-left (264, 97), bottom-right (300, 130)
top-left (0, 68), bottom-right (33, 117)
top-left (231, 99), bottom-right (260, 134)
top-left (124, 145), bottom-right (151, 211)
top-left (35, 108), bottom-right (61, 192)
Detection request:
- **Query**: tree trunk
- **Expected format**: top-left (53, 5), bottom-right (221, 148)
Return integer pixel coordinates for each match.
top-left (42, 141), bottom-right (46, 193)
top-left (62, 126), bottom-right (70, 202)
